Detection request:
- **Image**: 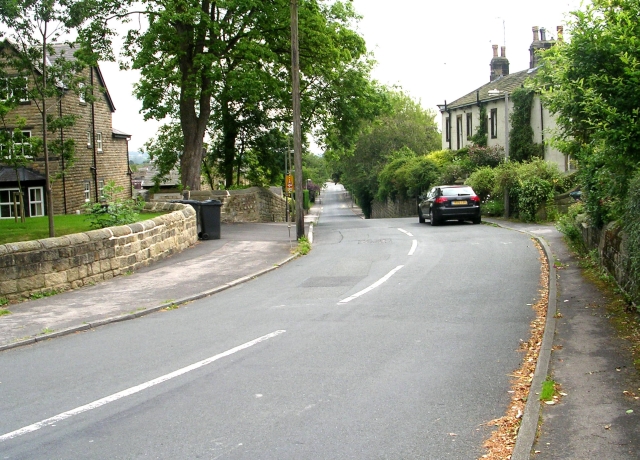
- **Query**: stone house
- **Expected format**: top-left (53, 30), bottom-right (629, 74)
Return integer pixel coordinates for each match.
top-left (0, 41), bottom-right (132, 218)
top-left (439, 26), bottom-right (574, 173)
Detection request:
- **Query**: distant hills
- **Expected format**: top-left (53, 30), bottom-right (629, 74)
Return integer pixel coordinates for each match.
top-left (129, 151), bottom-right (150, 164)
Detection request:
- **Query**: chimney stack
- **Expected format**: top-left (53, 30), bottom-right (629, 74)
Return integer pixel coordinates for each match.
top-left (532, 26), bottom-right (540, 41)
top-left (490, 44), bottom-right (509, 81)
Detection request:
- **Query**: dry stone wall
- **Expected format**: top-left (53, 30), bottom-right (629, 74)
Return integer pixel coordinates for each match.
top-left (579, 221), bottom-right (639, 304)
top-left (187, 187), bottom-right (286, 223)
top-left (371, 197), bottom-right (418, 219)
top-left (0, 202), bottom-right (197, 301)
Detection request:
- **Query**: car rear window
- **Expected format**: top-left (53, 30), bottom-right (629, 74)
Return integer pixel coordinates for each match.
top-left (442, 187), bottom-right (474, 197)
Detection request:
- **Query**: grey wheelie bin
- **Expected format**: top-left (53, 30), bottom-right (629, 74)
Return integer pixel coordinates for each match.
top-left (198, 199), bottom-right (222, 240)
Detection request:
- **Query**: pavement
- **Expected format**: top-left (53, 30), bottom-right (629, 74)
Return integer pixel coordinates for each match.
top-left (1, 204), bottom-right (639, 458)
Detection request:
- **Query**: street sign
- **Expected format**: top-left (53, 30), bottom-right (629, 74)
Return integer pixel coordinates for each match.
top-left (286, 174), bottom-right (294, 193)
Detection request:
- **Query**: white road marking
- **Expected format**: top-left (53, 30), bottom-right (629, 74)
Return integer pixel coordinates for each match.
top-left (398, 228), bottom-right (413, 237)
top-left (0, 330), bottom-right (286, 443)
top-left (408, 239), bottom-right (418, 256)
top-left (338, 266), bottom-right (404, 304)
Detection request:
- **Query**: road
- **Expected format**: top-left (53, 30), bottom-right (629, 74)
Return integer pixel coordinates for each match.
top-left (0, 183), bottom-right (542, 459)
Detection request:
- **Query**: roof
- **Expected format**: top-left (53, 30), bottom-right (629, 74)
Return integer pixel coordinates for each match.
top-left (50, 44), bottom-right (116, 113)
top-left (112, 128), bottom-right (132, 139)
top-left (442, 68), bottom-right (537, 111)
top-left (0, 166), bottom-right (46, 183)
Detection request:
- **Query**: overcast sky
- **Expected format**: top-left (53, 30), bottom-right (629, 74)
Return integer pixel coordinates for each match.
top-left (100, 0), bottom-right (584, 153)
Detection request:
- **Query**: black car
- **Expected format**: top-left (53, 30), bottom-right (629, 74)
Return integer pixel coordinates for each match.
top-left (418, 185), bottom-right (481, 225)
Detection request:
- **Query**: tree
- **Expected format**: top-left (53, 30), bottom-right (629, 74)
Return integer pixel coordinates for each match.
top-left (80, 0), bottom-right (376, 191)
top-left (1, 0), bottom-right (86, 236)
top-left (332, 89), bottom-right (441, 217)
top-left (509, 87), bottom-right (543, 162)
top-left (532, 0), bottom-right (640, 225)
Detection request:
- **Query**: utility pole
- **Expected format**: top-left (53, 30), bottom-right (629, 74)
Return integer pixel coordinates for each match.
top-left (290, 0), bottom-right (304, 239)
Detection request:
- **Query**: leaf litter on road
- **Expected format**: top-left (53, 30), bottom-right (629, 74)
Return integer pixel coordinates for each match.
top-left (480, 238), bottom-right (549, 460)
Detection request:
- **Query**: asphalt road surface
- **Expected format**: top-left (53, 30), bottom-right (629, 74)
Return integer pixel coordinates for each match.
top-left (0, 183), bottom-right (542, 459)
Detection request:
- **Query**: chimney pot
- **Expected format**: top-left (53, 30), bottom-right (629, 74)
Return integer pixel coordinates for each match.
top-left (501, 46), bottom-right (506, 58)
top-left (557, 25), bottom-right (564, 42)
top-left (492, 44), bottom-right (499, 57)
top-left (533, 26), bottom-right (540, 41)
top-left (540, 27), bottom-right (547, 41)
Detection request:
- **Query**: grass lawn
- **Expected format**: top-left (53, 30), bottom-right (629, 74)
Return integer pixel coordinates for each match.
top-left (0, 212), bottom-right (166, 245)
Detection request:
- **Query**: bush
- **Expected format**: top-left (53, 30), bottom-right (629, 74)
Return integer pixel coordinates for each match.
top-left (556, 202), bottom-right (585, 251)
top-left (83, 181), bottom-right (144, 229)
top-left (466, 167), bottom-right (495, 202)
top-left (467, 145), bottom-right (505, 168)
top-left (483, 198), bottom-right (504, 217)
top-left (518, 177), bottom-right (554, 222)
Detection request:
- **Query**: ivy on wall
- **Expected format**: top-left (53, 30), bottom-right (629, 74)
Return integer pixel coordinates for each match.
top-left (470, 105), bottom-right (488, 147)
top-left (509, 87), bottom-right (544, 162)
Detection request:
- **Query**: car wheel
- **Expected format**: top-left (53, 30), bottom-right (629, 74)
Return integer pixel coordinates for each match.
top-left (419, 210), bottom-right (426, 223)
top-left (429, 209), bottom-right (438, 226)
top-left (473, 216), bottom-right (481, 224)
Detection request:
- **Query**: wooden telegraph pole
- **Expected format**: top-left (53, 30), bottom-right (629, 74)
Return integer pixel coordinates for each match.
top-left (290, 0), bottom-right (304, 240)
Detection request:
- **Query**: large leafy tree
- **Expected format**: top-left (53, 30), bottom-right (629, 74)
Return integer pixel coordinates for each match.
top-left (80, 0), bottom-right (376, 190)
top-left (330, 89), bottom-right (441, 217)
top-left (532, 0), bottom-right (640, 225)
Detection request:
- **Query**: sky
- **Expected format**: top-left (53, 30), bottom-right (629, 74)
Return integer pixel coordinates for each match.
top-left (100, 0), bottom-right (585, 153)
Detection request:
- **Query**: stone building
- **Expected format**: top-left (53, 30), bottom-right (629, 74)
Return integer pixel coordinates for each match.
top-left (439, 26), bottom-right (574, 173)
top-left (0, 41), bottom-right (132, 218)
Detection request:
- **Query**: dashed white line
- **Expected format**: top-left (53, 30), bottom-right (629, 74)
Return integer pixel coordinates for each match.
top-left (408, 240), bottom-right (418, 256)
top-left (0, 330), bottom-right (287, 443)
top-left (338, 265), bottom-right (404, 304)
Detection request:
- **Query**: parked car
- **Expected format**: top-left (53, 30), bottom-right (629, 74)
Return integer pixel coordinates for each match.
top-left (418, 185), bottom-right (481, 225)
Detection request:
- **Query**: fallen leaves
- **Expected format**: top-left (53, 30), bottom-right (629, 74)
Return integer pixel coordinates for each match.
top-left (480, 238), bottom-right (549, 460)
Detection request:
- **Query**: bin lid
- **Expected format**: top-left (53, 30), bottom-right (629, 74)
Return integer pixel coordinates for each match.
top-left (201, 199), bottom-right (222, 206)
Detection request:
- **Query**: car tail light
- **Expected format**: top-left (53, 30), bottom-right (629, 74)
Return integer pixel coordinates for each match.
top-left (470, 195), bottom-right (481, 203)
top-left (435, 197), bottom-right (448, 204)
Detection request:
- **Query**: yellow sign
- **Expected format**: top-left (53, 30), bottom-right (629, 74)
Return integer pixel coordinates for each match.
top-left (286, 174), bottom-right (294, 192)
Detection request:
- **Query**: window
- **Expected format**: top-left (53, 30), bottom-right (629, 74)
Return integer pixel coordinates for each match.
top-left (0, 77), bottom-right (28, 103)
top-left (456, 115), bottom-right (463, 150)
top-left (490, 108), bottom-right (498, 139)
top-left (445, 117), bottom-right (450, 142)
top-left (466, 113), bottom-right (473, 139)
top-left (0, 130), bottom-right (32, 157)
top-left (84, 181), bottom-right (91, 202)
top-left (96, 132), bottom-right (103, 152)
top-left (98, 179), bottom-right (105, 200)
top-left (87, 130), bottom-right (92, 148)
top-left (78, 83), bottom-right (86, 104)
top-left (28, 187), bottom-right (44, 217)
top-left (0, 188), bottom-right (20, 218)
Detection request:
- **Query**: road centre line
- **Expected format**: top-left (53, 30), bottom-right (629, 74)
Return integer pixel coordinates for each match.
top-left (408, 240), bottom-right (418, 256)
top-left (397, 228), bottom-right (413, 237)
top-left (338, 265), bottom-right (404, 304)
top-left (0, 330), bottom-right (286, 444)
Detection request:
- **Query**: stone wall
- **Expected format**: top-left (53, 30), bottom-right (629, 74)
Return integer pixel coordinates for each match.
top-left (371, 196), bottom-right (417, 219)
top-left (0, 202), bottom-right (197, 301)
top-left (187, 187), bottom-right (286, 223)
top-left (579, 221), bottom-right (639, 304)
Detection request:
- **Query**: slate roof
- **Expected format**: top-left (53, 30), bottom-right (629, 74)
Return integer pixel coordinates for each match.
top-left (443, 68), bottom-right (537, 111)
top-left (0, 166), bottom-right (46, 183)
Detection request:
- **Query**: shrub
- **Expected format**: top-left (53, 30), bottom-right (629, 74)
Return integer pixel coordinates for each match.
top-left (483, 198), bottom-right (504, 217)
top-left (623, 170), bottom-right (640, 304)
top-left (466, 167), bottom-right (495, 202)
top-left (556, 202), bottom-right (585, 251)
top-left (467, 145), bottom-right (505, 168)
top-left (83, 181), bottom-right (144, 229)
top-left (518, 176), bottom-right (554, 222)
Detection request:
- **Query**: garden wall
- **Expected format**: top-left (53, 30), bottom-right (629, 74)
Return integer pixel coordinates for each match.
top-left (579, 221), bottom-right (639, 304)
top-left (371, 196), bottom-right (417, 219)
top-left (187, 186), bottom-right (286, 223)
top-left (0, 202), bottom-right (198, 301)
